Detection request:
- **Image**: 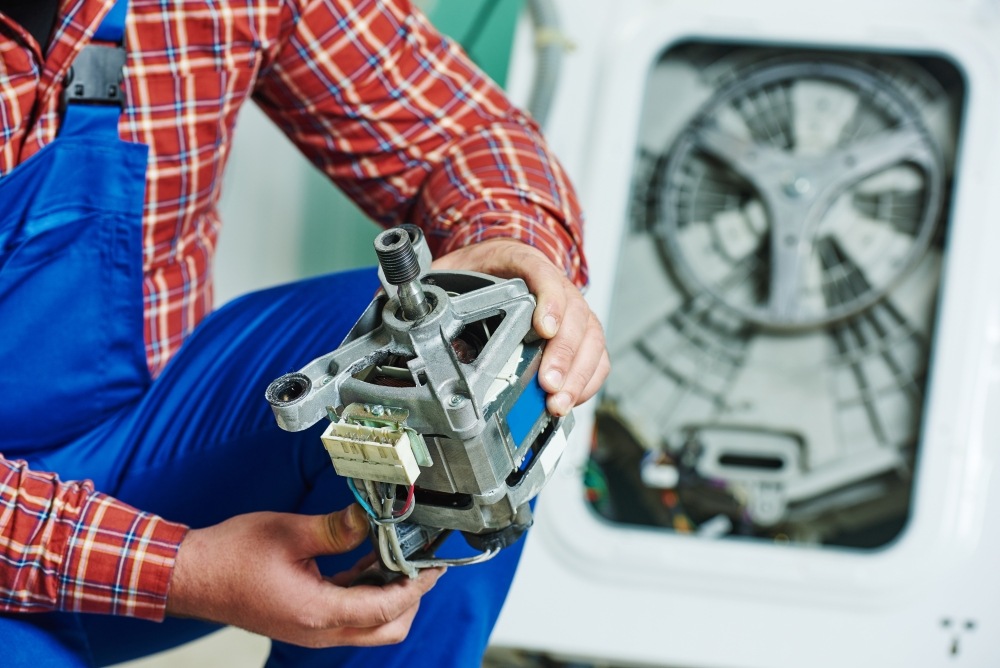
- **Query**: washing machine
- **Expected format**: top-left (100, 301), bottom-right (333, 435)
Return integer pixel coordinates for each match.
top-left (492, 0), bottom-right (1000, 665)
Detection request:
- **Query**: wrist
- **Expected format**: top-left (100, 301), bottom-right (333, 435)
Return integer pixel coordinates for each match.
top-left (164, 526), bottom-right (206, 619)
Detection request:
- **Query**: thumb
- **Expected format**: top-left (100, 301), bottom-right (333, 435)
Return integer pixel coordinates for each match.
top-left (309, 504), bottom-right (370, 556)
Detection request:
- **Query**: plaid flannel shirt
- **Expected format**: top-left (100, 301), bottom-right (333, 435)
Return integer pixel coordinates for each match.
top-left (0, 0), bottom-right (585, 620)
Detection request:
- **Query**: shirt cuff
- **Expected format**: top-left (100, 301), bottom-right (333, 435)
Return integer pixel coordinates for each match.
top-left (59, 491), bottom-right (188, 621)
top-left (437, 208), bottom-right (588, 288)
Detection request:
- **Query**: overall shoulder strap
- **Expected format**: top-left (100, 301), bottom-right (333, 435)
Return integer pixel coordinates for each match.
top-left (93, 0), bottom-right (128, 44)
top-left (60, 1), bottom-right (130, 136)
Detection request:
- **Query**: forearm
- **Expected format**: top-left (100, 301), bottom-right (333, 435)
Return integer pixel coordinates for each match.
top-left (411, 112), bottom-right (587, 287)
top-left (253, 0), bottom-right (586, 283)
top-left (0, 456), bottom-right (187, 620)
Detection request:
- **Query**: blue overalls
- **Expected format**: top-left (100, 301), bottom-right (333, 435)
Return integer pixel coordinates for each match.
top-left (0, 2), bottom-right (523, 665)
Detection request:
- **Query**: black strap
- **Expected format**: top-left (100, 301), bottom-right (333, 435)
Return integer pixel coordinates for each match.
top-left (0, 0), bottom-right (60, 50)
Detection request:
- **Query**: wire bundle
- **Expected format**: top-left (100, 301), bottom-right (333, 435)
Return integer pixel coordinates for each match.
top-left (347, 477), bottom-right (500, 578)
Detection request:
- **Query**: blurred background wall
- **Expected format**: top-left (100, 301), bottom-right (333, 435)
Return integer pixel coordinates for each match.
top-left (213, 0), bottom-right (526, 305)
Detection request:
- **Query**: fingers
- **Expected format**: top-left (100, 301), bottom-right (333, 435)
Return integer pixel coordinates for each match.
top-left (329, 601), bottom-right (422, 647)
top-left (531, 279), bottom-right (608, 416)
top-left (301, 505), bottom-right (370, 556)
top-left (325, 567), bottom-right (444, 629)
top-left (292, 569), bottom-right (440, 648)
top-left (166, 510), bottom-right (444, 651)
top-left (328, 553), bottom-right (380, 587)
top-left (432, 238), bottom-right (610, 414)
top-left (545, 312), bottom-right (607, 415)
top-left (580, 348), bottom-right (611, 404)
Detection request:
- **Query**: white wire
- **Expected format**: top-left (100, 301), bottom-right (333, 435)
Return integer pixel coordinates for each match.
top-left (386, 521), bottom-right (419, 579)
top-left (408, 547), bottom-right (501, 569)
top-left (359, 478), bottom-right (504, 574)
top-left (377, 526), bottom-right (402, 573)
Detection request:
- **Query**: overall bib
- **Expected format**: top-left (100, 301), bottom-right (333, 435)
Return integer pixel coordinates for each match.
top-left (0, 2), bottom-right (523, 666)
top-left (0, 0), bottom-right (148, 452)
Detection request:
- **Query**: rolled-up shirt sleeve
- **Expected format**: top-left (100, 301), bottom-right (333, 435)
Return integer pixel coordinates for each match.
top-left (0, 456), bottom-right (187, 620)
top-left (252, 0), bottom-right (587, 286)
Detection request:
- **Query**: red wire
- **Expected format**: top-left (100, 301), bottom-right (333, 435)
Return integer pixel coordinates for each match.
top-left (395, 485), bottom-right (415, 516)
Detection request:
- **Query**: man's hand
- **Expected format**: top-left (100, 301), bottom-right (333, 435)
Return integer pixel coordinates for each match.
top-left (433, 238), bottom-right (609, 417)
top-left (166, 505), bottom-right (443, 648)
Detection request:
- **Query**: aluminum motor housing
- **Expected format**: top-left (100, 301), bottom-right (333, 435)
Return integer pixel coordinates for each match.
top-left (266, 241), bottom-right (571, 548)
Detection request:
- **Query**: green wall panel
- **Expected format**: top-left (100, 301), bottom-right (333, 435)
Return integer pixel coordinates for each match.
top-left (296, 0), bottom-right (525, 276)
top-left (427, 0), bottom-right (526, 86)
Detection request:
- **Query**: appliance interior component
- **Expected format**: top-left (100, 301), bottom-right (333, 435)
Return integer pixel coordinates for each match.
top-left (588, 44), bottom-right (963, 547)
top-left (655, 58), bottom-right (945, 329)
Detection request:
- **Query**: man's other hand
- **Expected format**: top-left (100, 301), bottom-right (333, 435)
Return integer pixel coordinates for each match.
top-left (165, 505), bottom-right (443, 647)
top-left (433, 238), bottom-right (609, 417)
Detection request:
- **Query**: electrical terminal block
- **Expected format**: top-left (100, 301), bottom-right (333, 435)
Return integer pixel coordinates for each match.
top-left (321, 421), bottom-right (421, 486)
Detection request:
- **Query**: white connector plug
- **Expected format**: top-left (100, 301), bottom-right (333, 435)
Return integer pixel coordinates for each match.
top-left (321, 421), bottom-right (421, 486)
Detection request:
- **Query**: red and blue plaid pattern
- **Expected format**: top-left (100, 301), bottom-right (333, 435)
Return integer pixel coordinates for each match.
top-left (0, 0), bottom-right (584, 618)
top-left (0, 458), bottom-right (186, 620)
top-left (2, 0), bottom-right (586, 376)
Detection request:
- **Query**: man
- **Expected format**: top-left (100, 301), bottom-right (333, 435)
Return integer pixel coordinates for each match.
top-left (0, 0), bottom-right (607, 665)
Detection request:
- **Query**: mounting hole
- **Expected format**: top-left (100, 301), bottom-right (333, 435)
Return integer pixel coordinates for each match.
top-left (400, 223), bottom-right (423, 244)
top-left (266, 373), bottom-right (312, 406)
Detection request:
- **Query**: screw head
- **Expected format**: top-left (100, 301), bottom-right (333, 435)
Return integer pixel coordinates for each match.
top-left (784, 175), bottom-right (812, 198)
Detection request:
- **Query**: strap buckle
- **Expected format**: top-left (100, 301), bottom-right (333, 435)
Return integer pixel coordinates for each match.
top-left (62, 44), bottom-right (126, 108)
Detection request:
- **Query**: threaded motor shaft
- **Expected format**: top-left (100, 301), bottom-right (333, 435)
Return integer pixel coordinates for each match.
top-left (375, 228), bottom-right (421, 285)
top-left (374, 227), bottom-right (430, 320)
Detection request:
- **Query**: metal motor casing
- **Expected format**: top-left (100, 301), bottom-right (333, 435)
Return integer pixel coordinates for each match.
top-left (266, 259), bottom-right (570, 539)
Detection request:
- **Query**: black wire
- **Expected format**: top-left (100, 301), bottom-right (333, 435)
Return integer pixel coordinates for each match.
top-left (458, 0), bottom-right (501, 53)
